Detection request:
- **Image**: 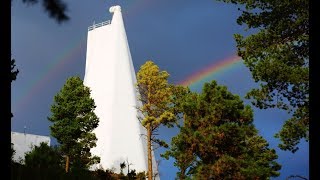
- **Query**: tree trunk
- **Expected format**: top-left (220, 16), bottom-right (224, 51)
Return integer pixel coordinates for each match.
top-left (65, 155), bottom-right (69, 173)
top-left (180, 168), bottom-right (186, 180)
top-left (147, 124), bottom-right (152, 180)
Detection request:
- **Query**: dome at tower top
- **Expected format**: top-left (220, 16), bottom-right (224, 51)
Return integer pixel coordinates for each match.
top-left (109, 5), bottom-right (121, 13)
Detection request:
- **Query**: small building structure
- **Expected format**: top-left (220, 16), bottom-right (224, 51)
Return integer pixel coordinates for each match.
top-left (11, 131), bottom-right (51, 163)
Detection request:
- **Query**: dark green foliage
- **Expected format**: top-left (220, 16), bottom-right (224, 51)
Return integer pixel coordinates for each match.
top-left (11, 162), bottom-right (100, 180)
top-left (93, 168), bottom-right (116, 180)
top-left (136, 172), bottom-right (147, 180)
top-left (48, 76), bottom-right (100, 170)
top-left (164, 81), bottom-right (281, 179)
top-left (25, 142), bottom-right (63, 169)
top-left (11, 58), bottom-right (19, 82)
top-left (275, 105), bottom-right (309, 153)
top-left (120, 161), bottom-right (126, 175)
top-left (127, 169), bottom-right (137, 180)
top-left (12, 160), bottom-right (145, 180)
top-left (11, 57), bottom-right (19, 118)
top-left (11, 143), bottom-right (16, 163)
top-left (12, 142), bottom-right (66, 179)
top-left (91, 168), bottom-right (146, 180)
top-left (17, 0), bottom-right (69, 23)
top-left (12, 162), bottom-right (63, 180)
top-left (216, 0), bottom-right (309, 153)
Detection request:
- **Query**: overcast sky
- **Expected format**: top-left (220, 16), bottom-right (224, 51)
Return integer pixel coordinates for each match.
top-left (11, 0), bottom-right (309, 179)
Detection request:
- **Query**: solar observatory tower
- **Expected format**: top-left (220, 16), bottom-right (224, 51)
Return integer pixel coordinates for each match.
top-left (83, 5), bottom-right (159, 178)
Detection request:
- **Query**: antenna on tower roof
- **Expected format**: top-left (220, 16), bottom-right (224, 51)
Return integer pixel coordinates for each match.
top-left (24, 125), bottom-right (27, 135)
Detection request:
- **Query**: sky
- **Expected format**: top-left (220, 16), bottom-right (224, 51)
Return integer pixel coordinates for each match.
top-left (11, 0), bottom-right (309, 179)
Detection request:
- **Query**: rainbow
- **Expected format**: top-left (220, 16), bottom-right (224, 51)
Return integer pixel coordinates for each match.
top-left (178, 55), bottom-right (242, 87)
top-left (13, 36), bottom-right (87, 111)
top-left (13, 2), bottom-right (153, 112)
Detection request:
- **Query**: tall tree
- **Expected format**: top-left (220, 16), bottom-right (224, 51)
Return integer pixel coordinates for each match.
top-left (216, 0), bottom-right (309, 153)
top-left (163, 81), bottom-right (281, 179)
top-left (136, 61), bottom-right (176, 180)
top-left (48, 76), bottom-right (100, 172)
top-left (162, 85), bottom-right (196, 180)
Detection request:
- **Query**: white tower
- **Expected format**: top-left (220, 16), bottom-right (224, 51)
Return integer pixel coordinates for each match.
top-left (83, 5), bottom-right (159, 179)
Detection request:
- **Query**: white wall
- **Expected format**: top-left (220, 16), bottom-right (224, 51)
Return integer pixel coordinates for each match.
top-left (11, 132), bottom-right (51, 163)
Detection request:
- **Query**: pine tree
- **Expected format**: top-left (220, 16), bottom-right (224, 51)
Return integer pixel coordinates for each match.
top-left (48, 76), bottom-right (100, 172)
top-left (24, 142), bottom-right (63, 169)
top-left (164, 81), bottom-right (281, 179)
top-left (216, 0), bottom-right (309, 153)
top-left (136, 61), bottom-right (176, 180)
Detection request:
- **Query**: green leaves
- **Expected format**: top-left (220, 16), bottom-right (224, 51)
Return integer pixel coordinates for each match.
top-left (275, 107), bottom-right (309, 153)
top-left (165, 80), bottom-right (280, 179)
top-left (136, 60), bottom-right (176, 179)
top-left (48, 76), bottom-right (100, 170)
top-left (25, 142), bottom-right (63, 169)
top-left (219, 0), bottom-right (309, 152)
top-left (136, 60), bottom-right (176, 129)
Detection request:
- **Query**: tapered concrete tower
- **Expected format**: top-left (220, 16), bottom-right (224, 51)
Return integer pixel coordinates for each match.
top-left (83, 5), bottom-right (159, 179)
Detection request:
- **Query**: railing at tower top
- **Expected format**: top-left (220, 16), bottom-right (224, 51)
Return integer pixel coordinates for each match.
top-left (88, 20), bottom-right (111, 31)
